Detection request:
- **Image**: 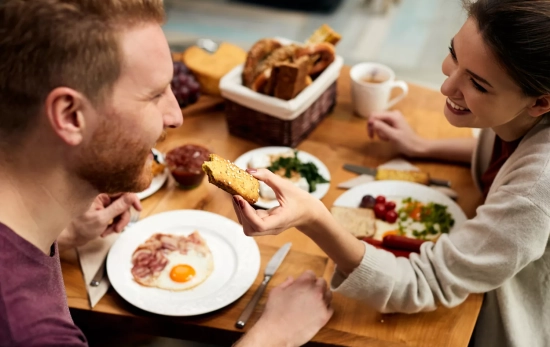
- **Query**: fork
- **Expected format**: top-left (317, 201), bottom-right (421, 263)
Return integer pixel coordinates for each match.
top-left (89, 206), bottom-right (140, 287)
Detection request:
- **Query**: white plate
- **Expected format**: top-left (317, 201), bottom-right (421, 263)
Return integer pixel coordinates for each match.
top-left (136, 148), bottom-right (168, 200)
top-left (333, 181), bottom-right (467, 239)
top-left (233, 146), bottom-right (331, 209)
top-left (106, 210), bottom-right (260, 316)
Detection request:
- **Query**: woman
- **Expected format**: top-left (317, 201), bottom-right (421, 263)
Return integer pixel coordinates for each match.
top-left (231, 1), bottom-right (550, 346)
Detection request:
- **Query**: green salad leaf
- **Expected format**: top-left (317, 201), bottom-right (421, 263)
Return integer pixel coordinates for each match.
top-left (397, 198), bottom-right (455, 240)
top-left (268, 151), bottom-right (329, 192)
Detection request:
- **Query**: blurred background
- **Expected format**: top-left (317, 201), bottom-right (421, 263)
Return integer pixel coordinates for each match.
top-left (164, 0), bottom-right (467, 90)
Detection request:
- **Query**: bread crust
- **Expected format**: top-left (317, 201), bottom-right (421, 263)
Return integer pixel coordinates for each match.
top-left (202, 154), bottom-right (260, 204)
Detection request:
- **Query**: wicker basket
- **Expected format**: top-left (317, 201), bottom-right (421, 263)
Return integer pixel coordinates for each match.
top-left (224, 82), bottom-right (336, 147)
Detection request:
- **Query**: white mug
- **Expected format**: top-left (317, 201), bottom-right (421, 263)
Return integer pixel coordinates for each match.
top-left (350, 62), bottom-right (408, 118)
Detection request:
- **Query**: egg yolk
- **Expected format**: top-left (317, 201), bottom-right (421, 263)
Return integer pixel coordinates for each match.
top-left (170, 264), bottom-right (196, 283)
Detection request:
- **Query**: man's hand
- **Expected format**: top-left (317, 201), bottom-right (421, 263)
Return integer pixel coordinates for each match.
top-left (235, 271), bottom-right (333, 347)
top-left (58, 193), bottom-right (141, 250)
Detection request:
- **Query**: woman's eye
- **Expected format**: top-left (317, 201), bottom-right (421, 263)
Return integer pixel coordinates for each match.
top-left (448, 46), bottom-right (457, 62)
top-left (470, 78), bottom-right (487, 93)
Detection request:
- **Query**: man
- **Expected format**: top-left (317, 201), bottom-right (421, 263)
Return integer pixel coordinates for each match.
top-left (0, 1), bottom-right (332, 346)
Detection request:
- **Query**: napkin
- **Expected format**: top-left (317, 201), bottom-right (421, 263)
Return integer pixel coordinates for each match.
top-left (76, 233), bottom-right (119, 308)
top-left (338, 158), bottom-right (459, 200)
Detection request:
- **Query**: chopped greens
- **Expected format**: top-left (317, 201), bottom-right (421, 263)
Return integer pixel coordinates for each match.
top-left (396, 197), bottom-right (455, 240)
top-left (268, 151), bottom-right (329, 192)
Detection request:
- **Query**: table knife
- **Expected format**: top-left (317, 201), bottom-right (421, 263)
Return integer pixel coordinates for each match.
top-left (89, 257), bottom-right (107, 287)
top-left (343, 164), bottom-right (451, 188)
top-left (235, 242), bottom-right (292, 329)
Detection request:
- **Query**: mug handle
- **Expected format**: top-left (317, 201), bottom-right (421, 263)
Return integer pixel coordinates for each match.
top-left (386, 80), bottom-right (409, 109)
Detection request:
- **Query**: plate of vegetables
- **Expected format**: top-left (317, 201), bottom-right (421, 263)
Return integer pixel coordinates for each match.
top-left (234, 147), bottom-right (330, 209)
top-left (333, 181), bottom-right (466, 243)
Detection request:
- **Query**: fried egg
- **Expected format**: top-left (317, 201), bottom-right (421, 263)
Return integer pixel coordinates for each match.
top-left (156, 249), bottom-right (214, 291)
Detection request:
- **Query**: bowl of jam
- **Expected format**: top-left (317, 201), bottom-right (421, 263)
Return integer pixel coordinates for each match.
top-left (165, 144), bottom-right (211, 189)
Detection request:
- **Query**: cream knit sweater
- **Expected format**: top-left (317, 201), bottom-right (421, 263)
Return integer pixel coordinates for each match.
top-left (331, 118), bottom-right (550, 347)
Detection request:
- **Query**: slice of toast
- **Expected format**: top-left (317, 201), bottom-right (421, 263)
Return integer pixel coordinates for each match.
top-left (331, 206), bottom-right (376, 238)
top-left (375, 168), bottom-right (430, 185)
top-left (307, 24), bottom-right (341, 46)
top-left (202, 154), bottom-right (260, 204)
top-left (272, 55), bottom-right (312, 100)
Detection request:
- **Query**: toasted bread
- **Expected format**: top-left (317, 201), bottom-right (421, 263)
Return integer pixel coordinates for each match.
top-left (272, 55), bottom-right (312, 100)
top-left (307, 24), bottom-right (341, 46)
top-left (375, 168), bottom-right (430, 185)
top-left (202, 154), bottom-right (260, 204)
top-left (151, 160), bottom-right (166, 177)
top-left (331, 206), bottom-right (376, 238)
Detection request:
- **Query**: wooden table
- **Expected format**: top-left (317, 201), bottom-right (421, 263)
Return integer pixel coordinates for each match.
top-left (61, 66), bottom-right (484, 347)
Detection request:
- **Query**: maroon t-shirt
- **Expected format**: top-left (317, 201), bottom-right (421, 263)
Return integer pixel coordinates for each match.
top-left (480, 135), bottom-right (523, 198)
top-left (0, 223), bottom-right (87, 346)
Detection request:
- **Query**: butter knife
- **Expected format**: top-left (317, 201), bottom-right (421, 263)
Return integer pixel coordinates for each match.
top-left (235, 242), bottom-right (292, 329)
top-left (343, 164), bottom-right (452, 188)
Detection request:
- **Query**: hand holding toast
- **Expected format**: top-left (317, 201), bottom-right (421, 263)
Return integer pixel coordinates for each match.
top-left (231, 168), bottom-right (324, 237)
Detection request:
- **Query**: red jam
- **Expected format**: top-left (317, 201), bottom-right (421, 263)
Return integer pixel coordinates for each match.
top-left (165, 144), bottom-right (211, 188)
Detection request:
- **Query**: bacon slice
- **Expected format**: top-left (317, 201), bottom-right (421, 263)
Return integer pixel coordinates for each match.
top-left (130, 231), bottom-right (209, 287)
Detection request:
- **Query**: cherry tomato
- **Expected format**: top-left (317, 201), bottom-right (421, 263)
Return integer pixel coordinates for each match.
top-left (360, 195), bottom-right (376, 209)
top-left (385, 201), bottom-right (396, 211)
top-left (374, 203), bottom-right (387, 220)
top-left (375, 195), bottom-right (386, 204)
top-left (385, 210), bottom-right (398, 223)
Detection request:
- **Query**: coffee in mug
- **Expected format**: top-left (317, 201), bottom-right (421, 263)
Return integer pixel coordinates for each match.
top-left (350, 62), bottom-right (408, 118)
top-left (361, 74), bottom-right (388, 84)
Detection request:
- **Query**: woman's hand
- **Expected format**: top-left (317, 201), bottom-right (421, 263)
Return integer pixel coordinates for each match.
top-left (367, 110), bottom-right (427, 157)
top-left (232, 168), bottom-right (324, 236)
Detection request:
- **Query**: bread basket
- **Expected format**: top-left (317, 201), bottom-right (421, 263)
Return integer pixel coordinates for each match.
top-left (219, 38), bottom-right (343, 147)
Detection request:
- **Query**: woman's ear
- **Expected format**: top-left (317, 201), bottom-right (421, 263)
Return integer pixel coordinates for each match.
top-left (527, 95), bottom-right (550, 118)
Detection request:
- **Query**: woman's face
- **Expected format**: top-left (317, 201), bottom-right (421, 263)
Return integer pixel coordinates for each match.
top-left (440, 18), bottom-right (540, 138)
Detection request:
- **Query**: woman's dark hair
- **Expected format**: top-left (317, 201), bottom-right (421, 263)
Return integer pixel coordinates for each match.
top-left (464, 0), bottom-right (550, 97)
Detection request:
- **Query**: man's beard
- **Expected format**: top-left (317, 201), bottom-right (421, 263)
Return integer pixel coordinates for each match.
top-left (74, 119), bottom-right (159, 194)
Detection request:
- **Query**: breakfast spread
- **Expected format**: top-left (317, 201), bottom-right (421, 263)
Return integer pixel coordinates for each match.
top-left (202, 154), bottom-right (260, 204)
top-left (165, 144), bottom-right (211, 188)
top-left (247, 150), bottom-right (329, 200)
top-left (242, 24), bottom-right (341, 100)
top-left (331, 192), bottom-right (456, 258)
top-left (131, 231), bottom-right (214, 291)
top-left (181, 42), bottom-right (247, 96)
top-left (358, 194), bottom-right (455, 241)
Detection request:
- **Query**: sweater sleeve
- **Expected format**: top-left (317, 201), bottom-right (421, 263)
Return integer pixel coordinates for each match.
top-left (331, 188), bottom-right (550, 313)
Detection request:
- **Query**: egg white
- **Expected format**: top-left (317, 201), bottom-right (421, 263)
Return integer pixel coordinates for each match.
top-left (156, 249), bottom-right (214, 291)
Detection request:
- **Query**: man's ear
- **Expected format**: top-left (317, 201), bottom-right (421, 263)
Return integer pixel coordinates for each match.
top-left (44, 87), bottom-right (87, 146)
top-left (527, 95), bottom-right (550, 118)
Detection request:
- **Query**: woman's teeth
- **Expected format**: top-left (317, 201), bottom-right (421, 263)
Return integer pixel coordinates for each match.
top-left (447, 98), bottom-right (470, 111)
